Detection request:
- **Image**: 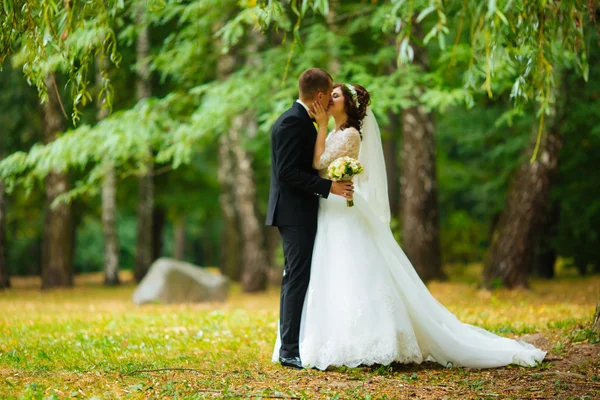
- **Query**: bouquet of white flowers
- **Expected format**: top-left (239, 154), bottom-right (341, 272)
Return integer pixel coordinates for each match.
top-left (327, 156), bottom-right (364, 207)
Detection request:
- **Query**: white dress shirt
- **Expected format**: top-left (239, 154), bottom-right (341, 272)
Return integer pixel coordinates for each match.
top-left (296, 99), bottom-right (311, 115)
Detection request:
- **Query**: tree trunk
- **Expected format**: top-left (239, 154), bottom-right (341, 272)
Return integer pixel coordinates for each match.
top-left (135, 8), bottom-right (151, 101)
top-left (400, 25), bottom-right (445, 282)
top-left (102, 166), bottom-right (120, 285)
top-left (135, 166), bottom-right (153, 282)
top-left (230, 113), bottom-right (269, 292)
top-left (215, 40), bottom-right (242, 281)
top-left (218, 133), bottom-right (242, 280)
top-left (97, 52), bottom-right (120, 286)
top-left (401, 104), bottom-right (445, 282)
top-left (231, 31), bottom-right (269, 292)
top-left (41, 73), bottom-right (73, 288)
top-left (483, 128), bottom-right (563, 289)
top-left (152, 207), bottom-right (166, 261)
top-left (385, 110), bottom-right (401, 218)
top-left (385, 36), bottom-right (402, 219)
top-left (0, 179), bottom-right (9, 289)
top-left (326, 0), bottom-right (341, 75)
top-left (134, 7), bottom-right (154, 282)
top-left (173, 218), bottom-right (186, 260)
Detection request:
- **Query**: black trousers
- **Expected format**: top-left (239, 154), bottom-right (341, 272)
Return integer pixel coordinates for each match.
top-left (277, 224), bottom-right (318, 358)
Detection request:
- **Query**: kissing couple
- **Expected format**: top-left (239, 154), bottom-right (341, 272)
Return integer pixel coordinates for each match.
top-left (266, 68), bottom-right (546, 371)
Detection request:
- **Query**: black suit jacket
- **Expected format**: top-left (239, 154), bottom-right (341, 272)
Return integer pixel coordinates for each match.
top-left (266, 102), bottom-right (332, 227)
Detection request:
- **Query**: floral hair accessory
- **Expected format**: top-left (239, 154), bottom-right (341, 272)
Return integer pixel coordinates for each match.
top-left (344, 84), bottom-right (360, 109)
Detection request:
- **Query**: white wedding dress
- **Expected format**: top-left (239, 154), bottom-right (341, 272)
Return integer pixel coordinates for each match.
top-left (272, 110), bottom-right (546, 370)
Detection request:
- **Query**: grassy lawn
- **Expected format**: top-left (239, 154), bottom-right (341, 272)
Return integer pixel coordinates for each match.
top-left (0, 268), bottom-right (599, 399)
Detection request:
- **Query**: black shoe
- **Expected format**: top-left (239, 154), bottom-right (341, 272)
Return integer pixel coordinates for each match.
top-left (279, 356), bottom-right (304, 369)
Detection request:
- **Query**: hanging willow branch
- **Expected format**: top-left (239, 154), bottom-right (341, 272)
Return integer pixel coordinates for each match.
top-left (1, 0), bottom-right (126, 124)
top-left (214, 0), bottom-right (596, 160)
top-left (2, 0), bottom-right (595, 133)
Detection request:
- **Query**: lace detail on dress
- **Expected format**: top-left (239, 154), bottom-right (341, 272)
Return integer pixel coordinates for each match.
top-left (303, 330), bottom-right (424, 371)
top-left (315, 127), bottom-right (361, 175)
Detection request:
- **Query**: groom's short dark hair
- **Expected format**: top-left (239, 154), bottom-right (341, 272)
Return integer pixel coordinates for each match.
top-left (299, 68), bottom-right (332, 98)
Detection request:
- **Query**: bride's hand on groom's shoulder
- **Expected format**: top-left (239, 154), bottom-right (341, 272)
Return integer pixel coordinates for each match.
top-left (331, 181), bottom-right (354, 200)
top-left (310, 101), bottom-right (329, 128)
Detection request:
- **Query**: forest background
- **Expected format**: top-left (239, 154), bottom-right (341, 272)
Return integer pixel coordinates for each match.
top-left (0, 0), bottom-right (599, 292)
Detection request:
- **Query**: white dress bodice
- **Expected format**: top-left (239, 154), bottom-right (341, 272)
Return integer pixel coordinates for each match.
top-left (315, 127), bottom-right (361, 178)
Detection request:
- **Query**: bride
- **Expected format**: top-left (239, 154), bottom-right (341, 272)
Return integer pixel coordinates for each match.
top-left (272, 83), bottom-right (546, 371)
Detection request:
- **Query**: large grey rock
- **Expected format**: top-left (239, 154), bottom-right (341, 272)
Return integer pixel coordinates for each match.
top-left (133, 258), bottom-right (229, 305)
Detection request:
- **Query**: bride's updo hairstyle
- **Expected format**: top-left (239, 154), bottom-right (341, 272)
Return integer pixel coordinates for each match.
top-left (335, 83), bottom-right (371, 136)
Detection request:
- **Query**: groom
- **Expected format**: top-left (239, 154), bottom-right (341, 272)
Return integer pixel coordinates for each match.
top-left (266, 68), bottom-right (354, 369)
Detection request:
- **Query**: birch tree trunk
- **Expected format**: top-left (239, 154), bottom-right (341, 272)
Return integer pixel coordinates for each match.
top-left (218, 133), bottom-right (242, 280)
top-left (97, 52), bottom-right (120, 286)
top-left (235, 31), bottom-right (269, 292)
top-left (134, 7), bottom-right (154, 282)
top-left (41, 73), bottom-right (73, 288)
top-left (230, 113), bottom-right (268, 292)
top-left (400, 26), bottom-right (445, 282)
top-left (216, 45), bottom-right (242, 281)
top-left (326, 0), bottom-right (341, 75)
top-left (102, 166), bottom-right (120, 285)
top-left (0, 179), bottom-right (9, 289)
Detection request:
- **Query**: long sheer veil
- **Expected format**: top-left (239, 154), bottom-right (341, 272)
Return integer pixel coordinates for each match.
top-left (355, 107), bottom-right (391, 225)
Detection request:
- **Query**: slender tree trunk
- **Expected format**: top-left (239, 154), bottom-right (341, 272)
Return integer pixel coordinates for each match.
top-left (134, 7), bottom-right (154, 282)
top-left (326, 0), bottom-right (341, 75)
top-left (152, 207), bottom-right (165, 261)
top-left (135, 163), bottom-right (153, 282)
top-left (218, 134), bottom-right (242, 280)
top-left (230, 113), bottom-right (269, 292)
top-left (97, 52), bottom-right (120, 286)
top-left (0, 179), bottom-right (9, 289)
top-left (102, 166), bottom-right (120, 285)
top-left (173, 218), bottom-right (186, 260)
top-left (483, 128), bottom-right (563, 289)
top-left (385, 111), bottom-right (401, 218)
top-left (385, 36), bottom-right (402, 219)
top-left (401, 104), bottom-right (445, 282)
top-left (400, 26), bottom-right (445, 282)
top-left (135, 10), bottom-right (151, 101)
top-left (41, 73), bottom-right (73, 288)
top-left (231, 31), bottom-right (269, 292)
top-left (216, 41), bottom-right (242, 281)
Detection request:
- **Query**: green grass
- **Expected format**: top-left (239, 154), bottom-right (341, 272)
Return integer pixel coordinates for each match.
top-left (0, 270), bottom-right (599, 399)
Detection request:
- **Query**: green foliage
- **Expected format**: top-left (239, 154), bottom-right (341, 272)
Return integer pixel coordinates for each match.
top-left (2, 1), bottom-right (595, 122)
top-left (550, 44), bottom-right (600, 273)
top-left (1, 0), bottom-right (599, 278)
top-left (1, 0), bottom-right (126, 123)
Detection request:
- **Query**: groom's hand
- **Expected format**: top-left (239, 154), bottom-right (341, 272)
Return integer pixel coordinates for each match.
top-left (331, 181), bottom-right (354, 200)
